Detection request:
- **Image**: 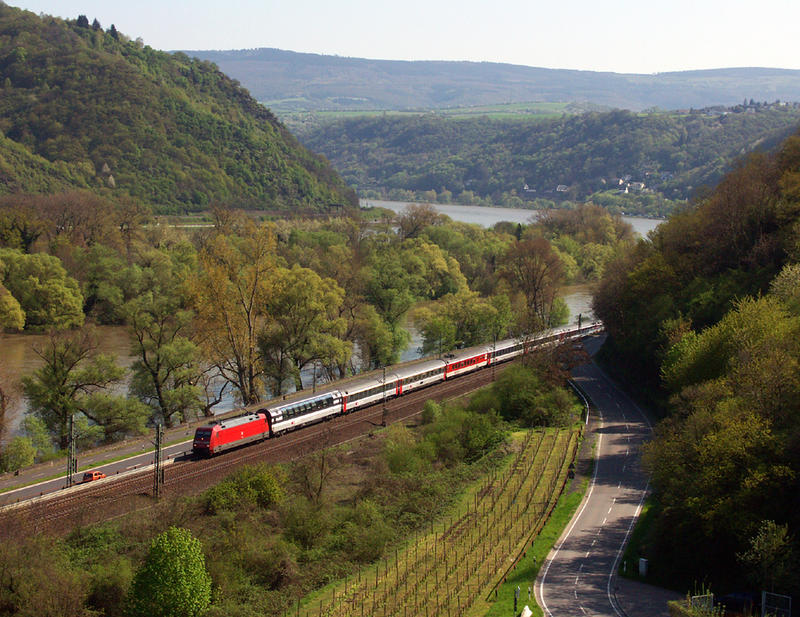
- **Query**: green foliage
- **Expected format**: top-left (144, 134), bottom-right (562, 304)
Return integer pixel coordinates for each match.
top-left (299, 107), bottom-right (800, 213)
top-left (21, 329), bottom-right (149, 449)
top-left (0, 247), bottom-right (83, 330)
top-left (327, 499), bottom-right (395, 563)
top-left (126, 526), bottom-right (211, 617)
top-left (0, 536), bottom-right (93, 617)
top-left (0, 5), bottom-right (356, 213)
top-left (205, 464), bottom-right (285, 514)
top-left (259, 263), bottom-right (350, 393)
top-left (123, 247), bottom-right (204, 423)
top-left (737, 520), bottom-right (795, 592)
top-left (20, 414), bottom-right (57, 460)
top-left (385, 401), bottom-right (505, 471)
top-left (420, 399), bottom-right (442, 424)
top-left (639, 292), bottom-right (800, 591)
top-left (477, 364), bottom-right (580, 427)
top-left (0, 282), bottom-right (24, 329)
top-left (281, 497), bottom-right (332, 550)
top-left (0, 435), bottom-right (35, 471)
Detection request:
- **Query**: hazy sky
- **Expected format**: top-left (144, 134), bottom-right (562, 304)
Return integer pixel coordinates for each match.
top-left (9, 0), bottom-right (800, 74)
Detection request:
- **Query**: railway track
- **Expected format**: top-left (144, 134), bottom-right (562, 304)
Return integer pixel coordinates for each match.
top-left (0, 359), bottom-right (512, 538)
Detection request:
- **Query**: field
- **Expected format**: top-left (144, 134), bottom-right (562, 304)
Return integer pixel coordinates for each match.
top-left (293, 425), bottom-right (582, 617)
top-left (278, 102), bottom-right (576, 132)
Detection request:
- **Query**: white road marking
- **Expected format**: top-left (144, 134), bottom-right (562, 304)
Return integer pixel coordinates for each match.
top-left (538, 404), bottom-right (605, 617)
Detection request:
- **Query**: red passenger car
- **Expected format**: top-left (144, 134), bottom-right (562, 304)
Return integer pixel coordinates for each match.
top-left (193, 412), bottom-right (270, 456)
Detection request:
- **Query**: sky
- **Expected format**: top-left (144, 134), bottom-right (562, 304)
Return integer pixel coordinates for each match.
top-left (9, 0), bottom-right (800, 74)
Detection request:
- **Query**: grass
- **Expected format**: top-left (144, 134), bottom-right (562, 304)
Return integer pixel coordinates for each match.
top-left (618, 498), bottom-right (655, 580)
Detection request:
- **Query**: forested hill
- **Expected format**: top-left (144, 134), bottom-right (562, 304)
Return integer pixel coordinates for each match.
top-left (187, 48), bottom-right (800, 112)
top-left (296, 107), bottom-right (800, 212)
top-left (592, 128), bottom-right (800, 594)
top-left (0, 6), bottom-right (356, 213)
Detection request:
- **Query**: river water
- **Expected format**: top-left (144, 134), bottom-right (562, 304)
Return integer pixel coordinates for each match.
top-left (1, 202), bottom-right (661, 438)
top-left (366, 199), bottom-right (662, 239)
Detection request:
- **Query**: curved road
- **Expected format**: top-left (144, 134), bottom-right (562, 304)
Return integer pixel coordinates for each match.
top-left (536, 343), bottom-right (680, 617)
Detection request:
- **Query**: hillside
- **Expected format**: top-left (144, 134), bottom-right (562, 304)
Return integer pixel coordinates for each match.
top-left (187, 48), bottom-right (800, 112)
top-left (592, 128), bottom-right (800, 594)
top-left (296, 106), bottom-right (800, 212)
top-left (0, 6), bottom-right (356, 213)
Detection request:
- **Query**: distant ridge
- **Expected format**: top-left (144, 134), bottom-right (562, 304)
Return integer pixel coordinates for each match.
top-left (185, 48), bottom-right (800, 112)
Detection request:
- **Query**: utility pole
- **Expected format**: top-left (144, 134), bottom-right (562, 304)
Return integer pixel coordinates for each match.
top-left (66, 413), bottom-right (77, 487)
top-left (153, 423), bottom-right (164, 499)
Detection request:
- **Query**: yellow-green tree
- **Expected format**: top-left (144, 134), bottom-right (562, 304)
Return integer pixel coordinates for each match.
top-left (190, 226), bottom-right (277, 404)
top-left (259, 264), bottom-right (350, 393)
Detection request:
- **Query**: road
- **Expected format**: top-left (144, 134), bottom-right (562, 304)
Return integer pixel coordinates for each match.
top-left (0, 438), bottom-right (194, 507)
top-left (536, 345), bottom-right (680, 617)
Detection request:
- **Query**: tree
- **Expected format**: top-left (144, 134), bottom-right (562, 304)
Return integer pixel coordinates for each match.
top-left (0, 436), bottom-right (35, 472)
top-left (21, 329), bottom-right (149, 449)
top-left (124, 250), bottom-right (203, 425)
top-left (127, 527), bottom-right (211, 617)
top-left (0, 282), bottom-right (25, 330)
top-left (76, 14), bottom-right (89, 28)
top-left (190, 226), bottom-right (277, 404)
top-left (396, 203), bottom-right (444, 239)
top-left (259, 264), bottom-right (350, 393)
top-left (499, 235), bottom-right (565, 332)
top-left (0, 248), bottom-right (84, 330)
top-left (738, 520), bottom-right (794, 592)
top-left (413, 308), bottom-right (457, 357)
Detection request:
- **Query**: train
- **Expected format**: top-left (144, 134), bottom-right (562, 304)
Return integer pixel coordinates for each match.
top-left (192, 322), bottom-right (603, 456)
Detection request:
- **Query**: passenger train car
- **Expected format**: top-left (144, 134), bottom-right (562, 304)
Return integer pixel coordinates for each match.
top-left (193, 322), bottom-right (602, 456)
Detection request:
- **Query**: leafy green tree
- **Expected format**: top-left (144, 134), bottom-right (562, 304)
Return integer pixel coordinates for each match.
top-left (259, 264), bottom-right (350, 393)
top-left (413, 309), bottom-right (457, 357)
top-left (20, 415), bottom-right (55, 460)
top-left (480, 364), bottom-right (578, 426)
top-left (0, 248), bottom-right (83, 330)
top-left (126, 527), bottom-right (212, 617)
top-left (124, 249), bottom-right (203, 425)
top-left (0, 436), bottom-right (35, 472)
top-left (74, 243), bottom-right (138, 324)
top-left (21, 329), bottom-right (149, 449)
top-left (0, 281), bottom-right (25, 330)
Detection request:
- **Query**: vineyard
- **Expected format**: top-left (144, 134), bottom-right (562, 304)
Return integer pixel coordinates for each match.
top-left (292, 425), bottom-right (582, 617)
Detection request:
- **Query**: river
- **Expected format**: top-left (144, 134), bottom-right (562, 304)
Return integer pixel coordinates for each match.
top-left (1, 202), bottom-right (661, 438)
top-left (365, 199), bottom-right (662, 238)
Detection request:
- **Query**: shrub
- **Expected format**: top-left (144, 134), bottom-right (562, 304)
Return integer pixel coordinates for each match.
top-left (420, 399), bottom-right (441, 424)
top-left (126, 526), bottom-right (212, 617)
top-left (328, 500), bottom-right (395, 563)
top-left (204, 464), bottom-right (285, 514)
top-left (281, 497), bottom-right (331, 550)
